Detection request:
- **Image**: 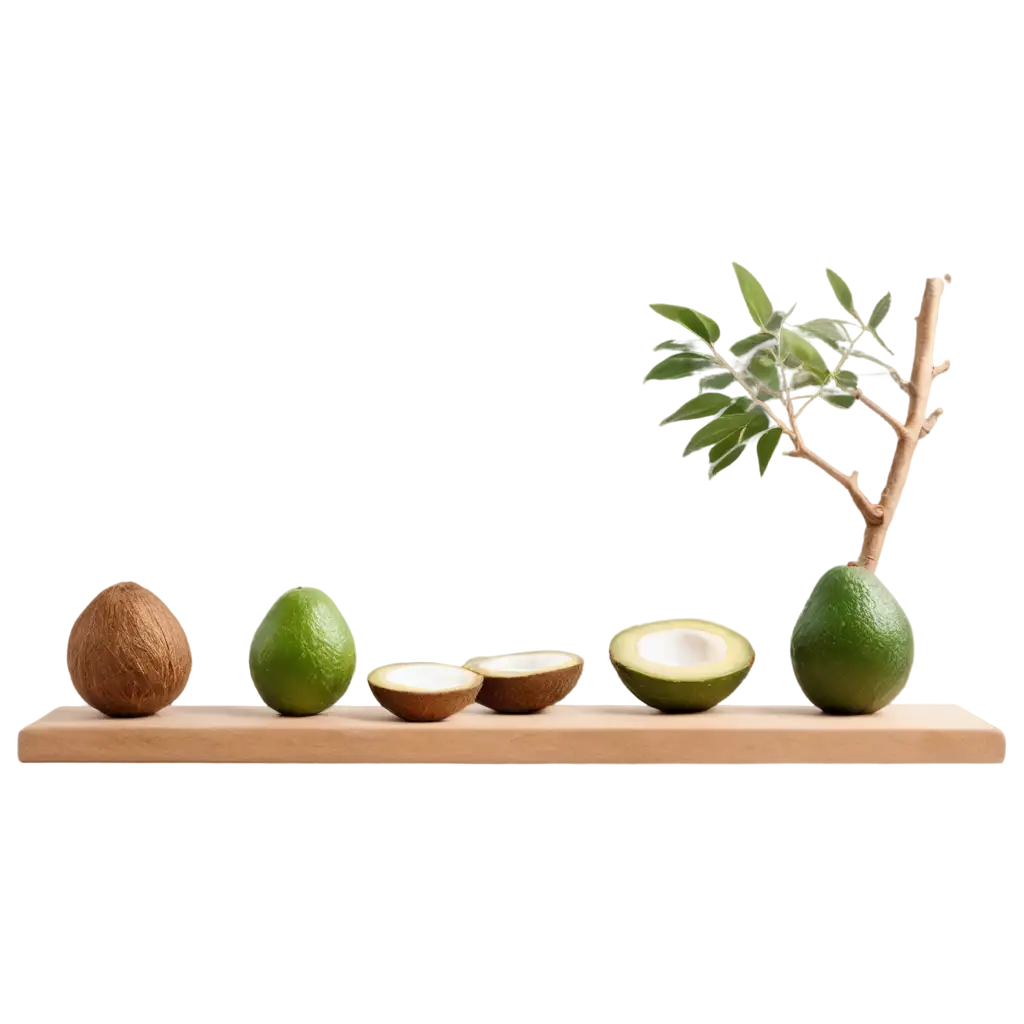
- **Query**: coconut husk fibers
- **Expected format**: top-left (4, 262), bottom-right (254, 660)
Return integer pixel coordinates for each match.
top-left (67, 582), bottom-right (192, 717)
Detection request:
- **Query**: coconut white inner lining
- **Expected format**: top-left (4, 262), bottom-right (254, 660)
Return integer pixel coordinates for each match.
top-left (637, 628), bottom-right (727, 668)
top-left (468, 651), bottom-right (575, 674)
top-left (382, 664), bottom-right (478, 691)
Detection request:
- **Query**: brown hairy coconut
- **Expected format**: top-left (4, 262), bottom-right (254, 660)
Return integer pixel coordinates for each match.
top-left (67, 582), bottom-right (192, 717)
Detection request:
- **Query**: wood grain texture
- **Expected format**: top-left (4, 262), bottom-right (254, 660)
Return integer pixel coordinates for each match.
top-left (18, 704), bottom-right (1005, 763)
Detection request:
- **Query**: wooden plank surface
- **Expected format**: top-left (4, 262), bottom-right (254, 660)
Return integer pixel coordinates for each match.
top-left (18, 704), bottom-right (1005, 764)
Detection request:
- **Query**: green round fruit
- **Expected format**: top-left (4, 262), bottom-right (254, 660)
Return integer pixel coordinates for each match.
top-left (609, 618), bottom-right (755, 713)
top-left (249, 587), bottom-right (356, 716)
top-left (791, 566), bottom-right (913, 715)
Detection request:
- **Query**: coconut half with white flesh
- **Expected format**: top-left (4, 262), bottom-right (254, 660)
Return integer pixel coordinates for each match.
top-left (464, 650), bottom-right (583, 713)
top-left (609, 619), bottom-right (754, 713)
top-left (368, 663), bottom-right (483, 722)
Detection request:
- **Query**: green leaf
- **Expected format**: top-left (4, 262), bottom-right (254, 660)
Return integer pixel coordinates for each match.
top-left (696, 372), bottom-right (737, 395)
top-left (650, 305), bottom-right (721, 344)
top-left (741, 407), bottom-right (770, 440)
top-left (647, 296), bottom-right (688, 323)
top-left (868, 292), bottom-right (891, 330)
top-left (798, 319), bottom-right (850, 350)
top-left (747, 351), bottom-right (780, 392)
top-left (643, 333), bottom-right (708, 385)
top-left (826, 269), bottom-right (856, 316)
top-left (675, 307), bottom-right (716, 344)
top-left (823, 389), bottom-right (856, 409)
top-left (732, 263), bottom-right (773, 328)
top-left (708, 444), bottom-right (749, 479)
top-left (868, 327), bottom-right (895, 356)
top-left (647, 335), bottom-right (704, 360)
top-left (660, 393), bottom-right (733, 425)
top-left (835, 364), bottom-right (860, 387)
top-left (684, 407), bottom-right (770, 471)
top-left (724, 397), bottom-right (757, 417)
top-left (644, 353), bottom-right (713, 382)
top-left (708, 432), bottom-right (741, 464)
top-left (757, 428), bottom-right (783, 476)
top-left (688, 413), bottom-right (753, 454)
top-left (764, 309), bottom-right (787, 332)
top-left (790, 362), bottom-right (856, 405)
top-left (730, 332), bottom-right (774, 356)
top-left (671, 296), bottom-right (745, 339)
top-left (708, 423), bottom-right (778, 483)
top-left (819, 368), bottom-right (860, 407)
top-left (688, 403), bottom-right (782, 479)
top-left (782, 329), bottom-right (831, 378)
top-left (790, 366), bottom-right (823, 385)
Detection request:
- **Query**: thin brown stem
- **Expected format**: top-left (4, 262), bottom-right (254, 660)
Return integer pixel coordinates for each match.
top-left (794, 442), bottom-right (884, 524)
top-left (919, 407), bottom-right (944, 438)
top-left (782, 393), bottom-right (880, 528)
top-left (855, 276), bottom-right (948, 572)
top-left (712, 344), bottom-right (880, 524)
top-left (852, 389), bottom-right (909, 439)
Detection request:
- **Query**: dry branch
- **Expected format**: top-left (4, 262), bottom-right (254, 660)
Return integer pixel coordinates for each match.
top-left (854, 276), bottom-right (948, 571)
top-left (853, 389), bottom-right (908, 438)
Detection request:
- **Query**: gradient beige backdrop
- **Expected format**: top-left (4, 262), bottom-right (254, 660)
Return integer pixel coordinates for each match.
top-left (2, 9), bottom-right (1024, 1024)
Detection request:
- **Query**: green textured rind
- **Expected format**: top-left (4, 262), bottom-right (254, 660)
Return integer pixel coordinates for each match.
top-left (790, 566), bottom-right (913, 715)
top-left (610, 658), bottom-right (753, 713)
top-left (249, 588), bottom-right (356, 716)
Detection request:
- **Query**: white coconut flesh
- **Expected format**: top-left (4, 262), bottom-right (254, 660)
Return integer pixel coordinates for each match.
top-left (464, 651), bottom-right (581, 677)
top-left (610, 620), bottom-right (751, 681)
top-left (369, 663), bottom-right (482, 693)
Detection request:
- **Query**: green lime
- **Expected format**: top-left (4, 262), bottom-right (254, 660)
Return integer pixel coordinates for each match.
top-left (791, 566), bottom-right (913, 715)
top-left (249, 587), bottom-right (356, 716)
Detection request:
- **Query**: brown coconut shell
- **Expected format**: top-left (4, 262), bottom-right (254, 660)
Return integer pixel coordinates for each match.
top-left (67, 582), bottom-right (192, 717)
top-left (369, 682), bottom-right (481, 722)
top-left (467, 653), bottom-right (583, 714)
top-left (366, 659), bottom-right (481, 724)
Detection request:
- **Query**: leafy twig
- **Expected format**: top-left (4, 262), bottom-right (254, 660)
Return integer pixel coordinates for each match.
top-left (702, 338), bottom-right (873, 521)
top-left (704, 346), bottom-right (880, 520)
top-left (794, 329), bottom-right (864, 418)
top-left (644, 267), bottom-right (950, 572)
top-left (703, 346), bottom-right (793, 439)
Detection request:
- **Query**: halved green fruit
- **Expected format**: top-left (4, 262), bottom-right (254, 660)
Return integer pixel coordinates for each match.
top-left (609, 618), bottom-right (754, 713)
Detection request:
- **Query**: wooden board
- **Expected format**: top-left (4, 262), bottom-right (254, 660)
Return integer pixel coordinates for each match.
top-left (18, 704), bottom-right (1005, 764)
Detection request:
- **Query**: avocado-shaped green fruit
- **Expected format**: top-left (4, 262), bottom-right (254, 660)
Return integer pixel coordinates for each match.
top-left (610, 618), bottom-right (755, 713)
top-left (791, 566), bottom-right (913, 715)
top-left (249, 587), bottom-right (356, 716)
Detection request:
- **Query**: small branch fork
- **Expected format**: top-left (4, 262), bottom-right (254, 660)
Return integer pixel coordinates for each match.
top-left (852, 389), bottom-right (907, 438)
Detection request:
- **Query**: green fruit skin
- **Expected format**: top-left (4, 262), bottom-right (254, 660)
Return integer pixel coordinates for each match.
top-left (249, 588), bottom-right (356, 716)
top-left (610, 659), bottom-right (753, 713)
top-left (791, 566), bottom-right (913, 715)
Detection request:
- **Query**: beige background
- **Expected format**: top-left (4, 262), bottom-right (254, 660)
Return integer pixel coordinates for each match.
top-left (2, 9), bottom-right (1024, 1024)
